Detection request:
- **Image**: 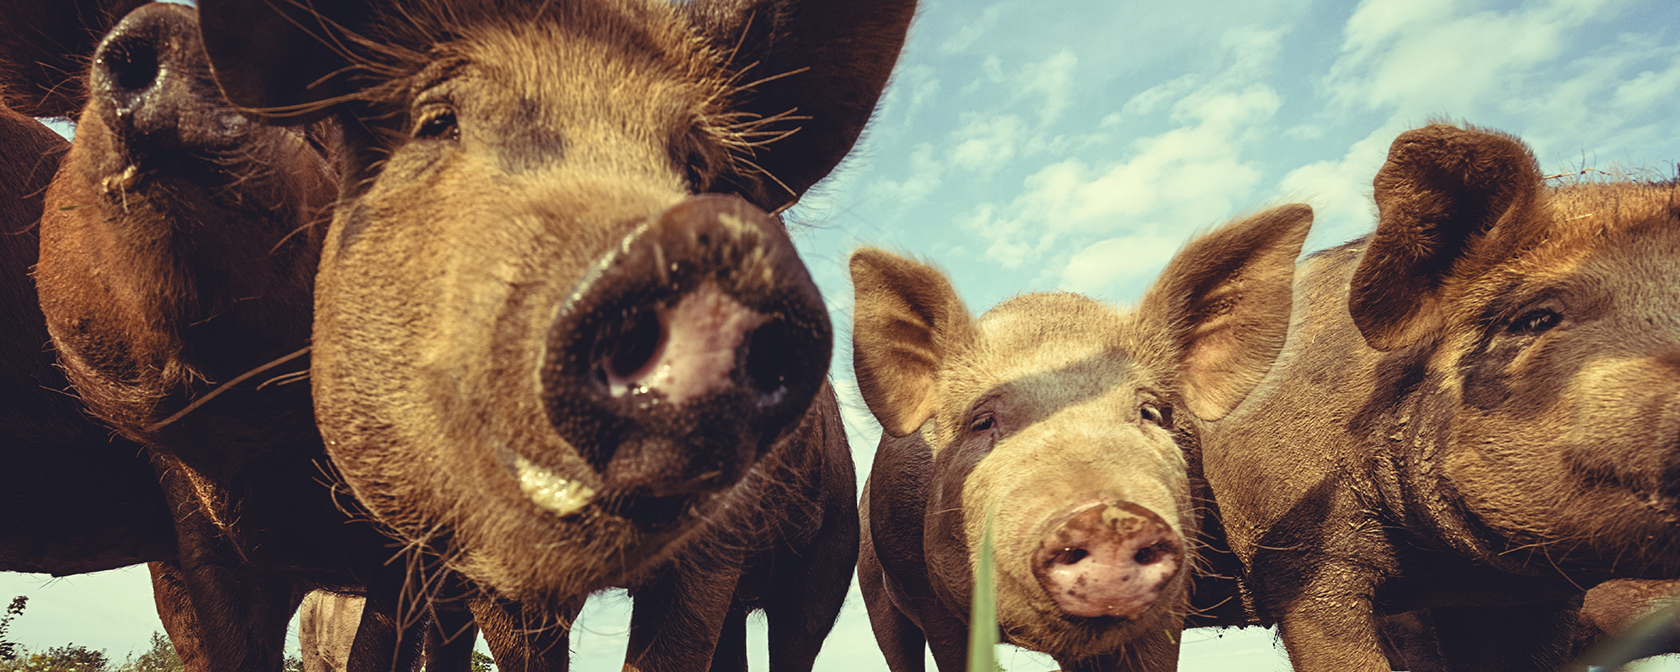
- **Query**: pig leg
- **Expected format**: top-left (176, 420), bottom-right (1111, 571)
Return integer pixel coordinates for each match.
top-left (148, 561), bottom-right (215, 672)
top-left (624, 560), bottom-right (744, 672)
top-left (347, 585), bottom-right (427, 672)
top-left (764, 502), bottom-right (859, 669)
top-left (425, 606), bottom-right (480, 672)
top-left (155, 542), bottom-right (302, 672)
top-left (709, 606), bottom-right (749, 672)
top-left (1265, 568), bottom-right (1390, 672)
top-left (472, 595), bottom-right (583, 672)
top-left (1429, 599), bottom-right (1581, 672)
top-left (859, 533), bottom-right (927, 672)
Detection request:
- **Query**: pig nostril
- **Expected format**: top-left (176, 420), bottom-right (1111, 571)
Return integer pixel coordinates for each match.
top-left (1051, 547), bottom-right (1089, 566)
top-left (743, 320), bottom-right (796, 405)
top-left (1133, 542), bottom-right (1170, 566)
top-left (599, 309), bottom-right (664, 387)
top-left (101, 37), bottom-right (160, 95)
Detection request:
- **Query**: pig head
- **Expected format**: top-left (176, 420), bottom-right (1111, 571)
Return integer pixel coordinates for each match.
top-left (1204, 123), bottom-right (1680, 671)
top-left (195, 0), bottom-right (909, 635)
top-left (851, 205), bottom-right (1311, 671)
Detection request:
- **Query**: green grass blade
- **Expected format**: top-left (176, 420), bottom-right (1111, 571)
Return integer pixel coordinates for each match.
top-left (968, 510), bottom-right (1002, 672)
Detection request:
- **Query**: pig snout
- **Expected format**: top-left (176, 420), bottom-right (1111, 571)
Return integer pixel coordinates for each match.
top-left (1032, 501), bottom-right (1184, 619)
top-left (541, 194), bottom-right (832, 499)
top-left (93, 4), bottom-right (247, 149)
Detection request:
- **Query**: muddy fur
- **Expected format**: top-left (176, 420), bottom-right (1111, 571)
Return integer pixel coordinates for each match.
top-left (1204, 123), bottom-right (1680, 672)
top-left (851, 205), bottom-right (1311, 671)
top-left (195, 0), bottom-right (908, 668)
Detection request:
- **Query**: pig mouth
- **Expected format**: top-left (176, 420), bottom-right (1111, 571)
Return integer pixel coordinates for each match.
top-left (509, 451), bottom-right (709, 528)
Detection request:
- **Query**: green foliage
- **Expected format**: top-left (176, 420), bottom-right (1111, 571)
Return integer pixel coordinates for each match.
top-left (470, 650), bottom-right (496, 672)
top-left (282, 654), bottom-right (303, 672)
top-left (9, 644), bottom-right (111, 672)
top-left (967, 512), bottom-right (1002, 672)
top-left (0, 597), bottom-right (26, 662)
top-left (116, 633), bottom-right (179, 672)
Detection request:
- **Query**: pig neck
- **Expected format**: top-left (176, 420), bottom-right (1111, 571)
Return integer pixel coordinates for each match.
top-left (1180, 422), bottom-right (1256, 627)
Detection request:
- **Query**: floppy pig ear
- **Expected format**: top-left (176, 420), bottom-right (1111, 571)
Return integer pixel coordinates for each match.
top-left (0, 0), bottom-right (149, 118)
top-left (1350, 124), bottom-right (1543, 351)
top-left (850, 249), bottom-right (973, 438)
top-left (1141, 204), bottom-right (1312, 421)
top-left (197, 0), bottom-right (378, 124)
top-left (685, 0), bottom-right (915, 213)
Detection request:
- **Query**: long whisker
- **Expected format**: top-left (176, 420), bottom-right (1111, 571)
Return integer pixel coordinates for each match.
top-left (147, 346), bottom-right (311, 431)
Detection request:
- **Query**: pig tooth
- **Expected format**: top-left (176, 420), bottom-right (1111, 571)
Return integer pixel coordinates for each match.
top-left (514, 455), bottom-right (595, 516)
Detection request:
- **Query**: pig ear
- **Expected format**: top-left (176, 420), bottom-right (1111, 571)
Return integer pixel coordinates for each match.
top-left (196, 0), bottom-right (376, 124)
top-left (1140, 204), bottom-right (1312, 421)
top-left (850, 248), bottom-right (974, 438)
top-left (0, 0), bottom-right (149, 118)
top-left (1349, 124), bottom-right (1544, 351)
top-left (685, 0), bottom-right (914, 212)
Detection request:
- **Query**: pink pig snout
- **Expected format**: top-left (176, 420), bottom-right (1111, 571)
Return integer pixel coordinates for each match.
top-left (1032, 501), bottom-right (1183, 619)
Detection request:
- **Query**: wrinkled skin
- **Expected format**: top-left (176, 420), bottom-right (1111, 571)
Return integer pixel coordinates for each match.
top-left (1204, 124), bottom-right (1680, 671)
top-left (18, 4), bottom-right (445, 671)
top-left (851, 206), bottom-right (1312, 671)
top-left (195, 0), bottom-right (910, 668)
top-left (0, 0), bottom-right (174, 575)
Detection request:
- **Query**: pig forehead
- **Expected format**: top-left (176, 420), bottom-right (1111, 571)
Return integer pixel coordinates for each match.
top-left (1453, 185), bottom-right (1680, 302)
top-left (451, 13), bottom-right (722, 103)
top-left (953, 296), bottom-right (1163, 403)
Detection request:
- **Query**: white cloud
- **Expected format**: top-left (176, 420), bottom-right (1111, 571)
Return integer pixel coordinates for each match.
top-left (947, 114), bottom-right (1027, 174)
top-left (1326, 0), bottom-right (1621, 116)
top-left (957, 31), bottom-right (1285, 270)
top-left (1019, 50), bottom-right (1078, 126)
top-left (1057, 233), bottom-right (1185, 301)
top-left (1276, 123), bottom-right (1397, 249)
top-left (868, 142), bottom-right (943, 204)
top-left (941, 2), bottom-right (1009, 54)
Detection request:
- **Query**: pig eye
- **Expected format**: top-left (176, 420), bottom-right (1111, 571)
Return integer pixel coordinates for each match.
top-left (1508, 308), bottom-right (1561, 335)
top-left (967, 413), bottom-right (996, 433)
top-left (413, 108), bottom-right (460, 141)
top-left (1140, 403), bottom-right (1172, 429)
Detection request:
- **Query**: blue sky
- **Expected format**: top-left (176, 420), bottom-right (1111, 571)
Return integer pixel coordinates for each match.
top-left (6, 0), bottom-right (1680, 669)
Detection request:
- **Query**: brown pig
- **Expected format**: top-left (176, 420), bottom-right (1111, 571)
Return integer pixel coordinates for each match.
top-left (851, 205), bottom-right (1313, 671)
top-left (1202, 123), bottom-right (1680, 671)
top-left (0, 0), bottom-right (174, 577)
top-left (16, 4), bottom-right (444, 671)
top-left (193, 0), bottom-right (911, 668)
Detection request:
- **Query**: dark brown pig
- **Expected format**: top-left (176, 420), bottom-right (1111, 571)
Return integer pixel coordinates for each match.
top-left (1203, 123), bottom-right (1680, 671)
top-left (193, 0), bottom-right (911, 668)
top-left (20, 4), bottom-right (442, 671)
top-left (0, 0), bottom-right (173, 577)
top-left (851, 205), bottom-right (1312, 671)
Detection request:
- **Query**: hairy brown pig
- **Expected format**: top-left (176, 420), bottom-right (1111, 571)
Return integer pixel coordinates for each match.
top-left (194, 0), bottom-right (911, 668)
top-left (1204, 123), bottom-right (1680, 671)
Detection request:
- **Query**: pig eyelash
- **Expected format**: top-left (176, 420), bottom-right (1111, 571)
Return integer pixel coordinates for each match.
top-left (1140, 402), bottom-right (1172, 429)
top-left (413, 106), bottom-right (460, 140)
top-left (1508, 308), bottom-right (1562, 335)
top-left (968, 412), bottom-right (996, 433)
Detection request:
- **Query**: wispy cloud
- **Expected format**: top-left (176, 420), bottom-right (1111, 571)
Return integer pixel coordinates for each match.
top-left (958, 26), bottom-right (1286, 270)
